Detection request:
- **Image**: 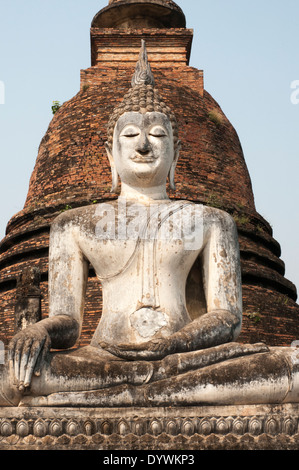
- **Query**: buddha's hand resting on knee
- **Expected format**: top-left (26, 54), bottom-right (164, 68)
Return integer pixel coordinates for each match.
top-left (8, 324), bottom-right (51, 392)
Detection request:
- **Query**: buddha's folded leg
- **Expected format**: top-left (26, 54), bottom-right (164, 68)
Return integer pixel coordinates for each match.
top-left (20, 347), bottom-right (299, 407)
top-left (151, 342), bottom-right (269, 381)
top-left (27, 346), bottom-right (154, 398)
top-left (148, 347), bottom-right (299, 406)
top-left (0, 346), bottom-right (154, 407)
top-left (18, 342), bottom-right (266, 406)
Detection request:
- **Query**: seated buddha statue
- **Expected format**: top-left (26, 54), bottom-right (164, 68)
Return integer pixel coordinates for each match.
top-left (1, 42), bottom-right (299, 407)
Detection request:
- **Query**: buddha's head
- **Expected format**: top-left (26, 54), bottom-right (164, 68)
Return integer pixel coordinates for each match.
top-left (105, 41), bottom-right (180, 194)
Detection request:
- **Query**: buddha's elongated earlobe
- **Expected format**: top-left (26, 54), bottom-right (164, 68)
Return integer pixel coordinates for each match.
top-left (169, 140), bottom-right (181, 191)
top-left (105, 142), bottom-right (119, 193)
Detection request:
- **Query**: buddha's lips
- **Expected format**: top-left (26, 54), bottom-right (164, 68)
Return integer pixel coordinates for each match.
top-left (130, 154), bottom-right (156, 163)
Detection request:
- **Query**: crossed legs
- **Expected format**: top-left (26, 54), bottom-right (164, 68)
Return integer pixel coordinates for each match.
top-left (1, 343), bottom-right (298, 408)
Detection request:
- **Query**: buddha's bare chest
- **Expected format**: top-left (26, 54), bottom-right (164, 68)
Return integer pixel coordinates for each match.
top-left (79, 236), bottom-right (197, 282)
top-left (78, 200), bottom-right (203, 281)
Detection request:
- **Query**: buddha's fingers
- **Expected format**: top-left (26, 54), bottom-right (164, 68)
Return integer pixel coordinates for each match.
top-left (118, 349), bottom-right (158, 360)
top-left (100, 343), bottom-right (140, 360)
top-left (100, 342), bottom-right (163, 361)
top-left (243, 343), bottom-right (269, 354)
top-left (18, 338), bottom-right (34, 391)
top-left (12, 339), bottom-right (23, 385)
top-left (23, 340), bottom-right (46, 389)
top-left (101, 341), bottom-right (146, 352)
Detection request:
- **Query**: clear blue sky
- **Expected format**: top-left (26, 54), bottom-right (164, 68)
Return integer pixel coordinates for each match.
top-left (0, 0), bottom-right (298, 292)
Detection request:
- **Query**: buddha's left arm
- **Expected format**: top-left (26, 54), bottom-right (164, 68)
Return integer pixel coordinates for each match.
top-left (164, 209), bottom-right (243, 350)
top-left (160, 209), bottom-right (243, 354)
top-left (198, 209), bottom-right (243, 336)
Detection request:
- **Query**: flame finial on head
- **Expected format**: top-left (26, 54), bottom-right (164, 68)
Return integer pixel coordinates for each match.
top-left (131, 40), bottom-right (155, 88)
top-left (106, 40), bottom-right (180, 192)
top-left (107, 40), bottom-right (179, 155)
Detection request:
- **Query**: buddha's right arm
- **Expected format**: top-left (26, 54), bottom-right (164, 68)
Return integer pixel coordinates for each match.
top-left (48, 212), bottom-right (89, 335)
top-left (8, 213), bottom-right (88, 391)
top-left (8, 315), bottom-right (80, 391)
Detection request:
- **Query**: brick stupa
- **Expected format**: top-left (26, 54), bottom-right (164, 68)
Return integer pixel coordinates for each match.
top-left (0, 0), bottom-right (298, 347)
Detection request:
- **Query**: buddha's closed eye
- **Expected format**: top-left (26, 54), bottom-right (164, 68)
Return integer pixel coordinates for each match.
top-left (122, 128), bottom-right (140, 138)
top-left (121, 126), bottom-right (167, 138)
top-left (149, 126), bottom-right (167, 138)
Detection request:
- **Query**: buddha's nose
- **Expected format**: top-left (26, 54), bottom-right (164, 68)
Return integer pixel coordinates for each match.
top-left (137, 132), bottom-right (151, 154)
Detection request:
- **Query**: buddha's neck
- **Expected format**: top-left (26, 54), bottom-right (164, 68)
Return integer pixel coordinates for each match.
top-left (119, 182), bottom-right (169, 204)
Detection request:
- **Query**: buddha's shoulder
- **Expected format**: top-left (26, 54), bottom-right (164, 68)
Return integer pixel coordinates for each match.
top-left (50, 201), bottom-right (119, 230)
top-left (161, 200), bottom-right (235, 225)
top-left (202, 204), bottom-right (236, 229)
top-left (176, 201), bottom-right (233, 219)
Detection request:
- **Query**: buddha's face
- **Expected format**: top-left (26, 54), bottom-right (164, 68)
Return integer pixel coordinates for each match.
top-left (109, 111), bottom-right (177, 188)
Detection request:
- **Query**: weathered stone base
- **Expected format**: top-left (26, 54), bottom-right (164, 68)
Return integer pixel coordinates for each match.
top-left (0, 403), bottom-right (299, 450)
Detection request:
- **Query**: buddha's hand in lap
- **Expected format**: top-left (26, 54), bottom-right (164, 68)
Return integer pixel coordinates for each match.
top-left (100, 337), bottom-right (174, 361)
top-left (8, 324), bottom-right (51, 392)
